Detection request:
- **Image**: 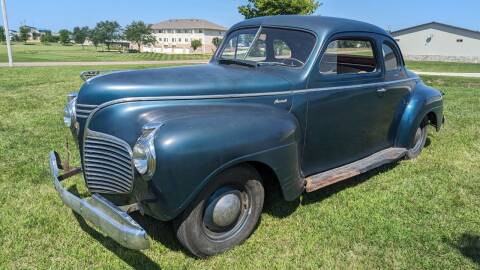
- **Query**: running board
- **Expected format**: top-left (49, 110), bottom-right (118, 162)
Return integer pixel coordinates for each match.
top-left (305, 147), bottom-right (407, 193)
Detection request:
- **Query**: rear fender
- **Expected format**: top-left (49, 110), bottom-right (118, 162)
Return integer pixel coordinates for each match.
top-left (395, 82), bottom-right (443, 148)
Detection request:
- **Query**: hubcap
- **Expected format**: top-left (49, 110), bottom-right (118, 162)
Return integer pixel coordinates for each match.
top-left (204, 188), bottom-right (242, 231)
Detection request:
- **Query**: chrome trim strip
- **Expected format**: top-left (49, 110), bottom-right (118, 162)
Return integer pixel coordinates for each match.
top-left (49, 151), bottom-right (150, 250)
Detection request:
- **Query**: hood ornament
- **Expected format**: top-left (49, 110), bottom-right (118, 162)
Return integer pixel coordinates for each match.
top-left (80, 70), bottom-right (101, 81)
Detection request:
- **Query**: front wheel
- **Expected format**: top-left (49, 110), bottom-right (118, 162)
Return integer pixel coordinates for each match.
top-left (174, 164), bottom-right (264, 258)
top-left (405, 120), bottom-right (428, 159)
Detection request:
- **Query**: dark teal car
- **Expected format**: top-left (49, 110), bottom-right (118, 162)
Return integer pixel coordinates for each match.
top-left (50, 16), bottom-right (444, 257)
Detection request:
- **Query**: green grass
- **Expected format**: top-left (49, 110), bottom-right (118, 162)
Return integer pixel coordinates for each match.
top-left (406, 60), bottom-right (480, 73)
top-left (0, 65), bottom-right (479, 269)
top-left (0, 43), bottom-right (211, 62)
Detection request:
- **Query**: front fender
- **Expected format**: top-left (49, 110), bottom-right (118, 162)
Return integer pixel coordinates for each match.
top-left (88, 100), bottom-right (303, 220)
top-left (396, 81), bottom-right (443, 148)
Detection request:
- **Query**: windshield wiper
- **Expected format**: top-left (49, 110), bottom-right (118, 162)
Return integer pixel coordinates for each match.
top-left (256, 62), bottom-right (290, 67)
top-left (218, 58), bottom-right (256, 68)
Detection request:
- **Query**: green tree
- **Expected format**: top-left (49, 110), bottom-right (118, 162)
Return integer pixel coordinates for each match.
top-left (238, 0), bottom-right (321, 19)
top-left (88, 28), bottom-right (102, 50)
top-left (19, 26), bottom-right (29, 44)
top-left (212, 37), bottom-right (223, 49)
top-left (58, 29), bottom-right (71, 45)
top-left (93, 20), bottom-right (121, 51)
top-left (0, 26), bottom-right (5, 43)
top-left (32, 31), bottom-right (40, 40)
top-left (72, 26), bottom-right (89, 48)
top-left (124, 21), bottom-right (155, 52)
top-left (191, 39), bottom-right (202, 52)
top-left (40, 31), bottom-right (52, 45)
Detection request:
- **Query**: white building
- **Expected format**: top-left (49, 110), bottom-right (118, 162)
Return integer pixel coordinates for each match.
top-left (391, 22), bottom-right (480, 63)
top-left (143, 19), bottom-right (227, 54)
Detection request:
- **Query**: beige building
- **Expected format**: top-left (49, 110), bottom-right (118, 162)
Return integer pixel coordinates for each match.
top-left (391, 22), bottom-right (480, 63)
top-left (143, 19), bottom-right (227, 54)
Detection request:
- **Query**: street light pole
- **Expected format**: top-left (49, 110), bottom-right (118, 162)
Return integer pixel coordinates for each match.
top-left (1, 0), bottom-right (13, 67)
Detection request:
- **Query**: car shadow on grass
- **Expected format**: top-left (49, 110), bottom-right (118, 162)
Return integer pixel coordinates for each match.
top-left (68, 186), bottom-right (163, 269)
top-left (445, 233), bottom-right (480, 265)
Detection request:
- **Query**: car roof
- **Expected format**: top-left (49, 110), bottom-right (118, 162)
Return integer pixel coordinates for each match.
top-left (230, 15), bottom-right (390, 37)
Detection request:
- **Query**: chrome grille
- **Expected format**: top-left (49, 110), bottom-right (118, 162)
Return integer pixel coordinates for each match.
top-left (83, 129), bottom-right (134, 194)
top-left (76, 103), bottom-right (97, 119)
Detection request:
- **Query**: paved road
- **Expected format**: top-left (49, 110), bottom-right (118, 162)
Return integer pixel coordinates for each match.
top-left (412, 71), bottom-right (480, 78)
top-left (0, 60), bottom-right (209, 67)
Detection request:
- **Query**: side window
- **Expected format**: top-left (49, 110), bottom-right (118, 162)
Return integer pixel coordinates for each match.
top-left (319, 39), bottom-right (377, 75)
top-left (273, 39), bottom-right (292, 59)
top-left (382, 42), bottom-right (400, 71)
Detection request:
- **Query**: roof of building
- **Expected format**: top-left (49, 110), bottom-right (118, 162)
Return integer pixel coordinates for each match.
top-left (391, 22), bottom-right (480, 40)
top-left (230, 15), bottom-right (390, 38)
top-left (151, 19), bottom-right (227, 31)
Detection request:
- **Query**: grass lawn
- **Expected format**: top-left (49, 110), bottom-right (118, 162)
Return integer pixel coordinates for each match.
top-left (0, 65), bottom-right (479, 269)
top-left (0, 43), bottom-right (211, 62)
top-left (406, 60), bottom-right (480, 73)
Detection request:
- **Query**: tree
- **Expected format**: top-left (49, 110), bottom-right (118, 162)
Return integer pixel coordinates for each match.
top-left (93, 20), bottom-right (121, 50)
top-left (72, 26), bottom-right (89, 48)
top-left (191, 39), bottom-right (202, 52)
top-left (88, 28), bottom-right (102, 50)
top-left (32, 31), bottom-right (40, 40)
top-left (58, 29), bottom-right (71, 45)
top-left (238, 0), bottom-right (321, 19)
top-left (124, 21), bottom-right (155, 52)
top-left (212, 37), bottom-right (222, 49)
top-left (19, 26), bottom-right (29, 44)
top-left (0, 26), bottom-right (5, 43)
top-left (40, 31), bottom-right (52, 45)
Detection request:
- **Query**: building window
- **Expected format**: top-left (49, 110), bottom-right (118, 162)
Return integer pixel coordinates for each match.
top-left (457, 39), bottom-right (463, 43)
top-left (172, 38), bottom-right (176, 42)
top-left (164, 38), bottom-right (168, 42)
top-left (185, 38), bottom-right (189, 42)
top-left (199, 29), bottom-right (203, 33)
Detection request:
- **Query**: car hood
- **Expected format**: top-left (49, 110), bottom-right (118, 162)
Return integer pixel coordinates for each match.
top-left (77, 64), bottom-right (294, 105)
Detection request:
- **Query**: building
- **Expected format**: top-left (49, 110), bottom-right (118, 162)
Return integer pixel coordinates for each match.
top-left (391, 22), bottom-right (480, 63)
top-left (144, 19), bottom-right (227, 54)
top-left (22, 25), bottom-right (41, 41)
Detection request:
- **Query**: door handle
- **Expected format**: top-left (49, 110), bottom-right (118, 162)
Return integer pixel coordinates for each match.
top-left (376, 88), bottom-right (387, 97)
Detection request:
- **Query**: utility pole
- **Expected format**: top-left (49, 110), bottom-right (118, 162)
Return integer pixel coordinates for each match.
top-left (1, 0), bottom-right (13, 67)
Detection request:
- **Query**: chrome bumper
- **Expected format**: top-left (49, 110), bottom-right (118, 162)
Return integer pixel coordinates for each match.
top-left (49, 151), bottom-right (150, 250)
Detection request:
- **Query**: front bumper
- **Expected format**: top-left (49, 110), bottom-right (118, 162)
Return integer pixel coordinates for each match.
top-left (49, 151), bottom-right (150, 250)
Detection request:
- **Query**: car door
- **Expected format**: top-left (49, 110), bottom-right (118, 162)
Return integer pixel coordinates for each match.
top-left (302, 33), bottom-right (399, 175)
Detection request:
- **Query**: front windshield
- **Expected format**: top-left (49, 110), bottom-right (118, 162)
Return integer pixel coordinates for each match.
top-left (218, 27), bottom-right (316, 67)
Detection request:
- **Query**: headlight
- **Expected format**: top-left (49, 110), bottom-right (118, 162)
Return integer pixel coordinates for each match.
top-left (63, 93), bottom-right (77, 128)
top-left (132, 123), bottom-right (162, 179)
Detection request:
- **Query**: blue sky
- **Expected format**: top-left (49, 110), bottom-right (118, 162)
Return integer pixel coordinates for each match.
top-left (2, 0), bottom-right (479, 32)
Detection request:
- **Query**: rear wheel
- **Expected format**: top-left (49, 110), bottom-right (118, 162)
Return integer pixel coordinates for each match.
top-left (406, 119), bottom-right (428, 159)
top-left (174, 164), bottom-right (264, 258)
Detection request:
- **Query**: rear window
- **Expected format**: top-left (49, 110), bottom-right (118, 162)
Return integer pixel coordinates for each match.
top-left (382, 42), bottom-right (401, 71)
top-left (319, 39), bottom-right (377, 75)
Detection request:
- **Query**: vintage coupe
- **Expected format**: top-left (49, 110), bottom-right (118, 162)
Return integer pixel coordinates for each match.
top-left (50, 16), bottom-right (443, 257)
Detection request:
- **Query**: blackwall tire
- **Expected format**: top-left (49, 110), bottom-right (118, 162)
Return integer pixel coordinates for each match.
top-left (173, 164), bottom-right (264, 258)
top-left (406, 120), bottom-right (428, 160)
